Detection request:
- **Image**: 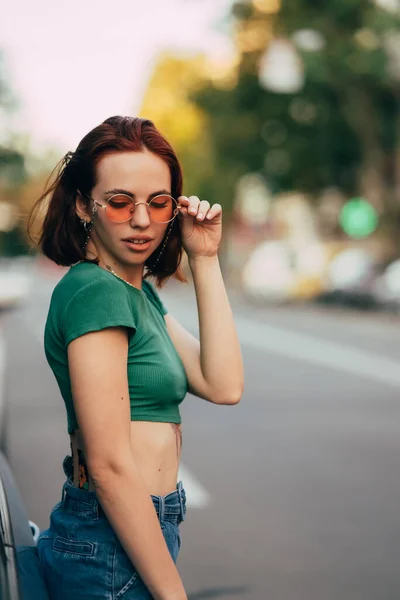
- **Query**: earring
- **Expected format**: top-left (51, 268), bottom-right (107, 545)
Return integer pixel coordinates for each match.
top-left (80, 218), bottom-right (93, 251)
top-left (80, 219), bottom-right (91, 232)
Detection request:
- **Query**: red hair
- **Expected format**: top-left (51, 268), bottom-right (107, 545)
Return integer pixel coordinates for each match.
top-left (27, 116), bottom-right (187, 287)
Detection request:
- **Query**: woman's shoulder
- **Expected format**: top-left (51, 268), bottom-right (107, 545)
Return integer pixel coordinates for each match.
top-left (51, 262), bottom-right (128, 306)
top-left (51, 262), bottom-right (138, 346)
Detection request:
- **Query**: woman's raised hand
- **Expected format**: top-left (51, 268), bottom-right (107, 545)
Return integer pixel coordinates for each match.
top-left (177, 195), bottom-right (222, 259)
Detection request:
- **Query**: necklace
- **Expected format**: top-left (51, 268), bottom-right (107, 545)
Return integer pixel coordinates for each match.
top-left (103, 262), bottom-right (143, 292)
top-left (73, 259), bottom-right (143, 292)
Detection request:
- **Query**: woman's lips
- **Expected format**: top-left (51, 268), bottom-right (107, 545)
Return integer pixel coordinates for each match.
top-left (122, 240), bottom-right (152, 252)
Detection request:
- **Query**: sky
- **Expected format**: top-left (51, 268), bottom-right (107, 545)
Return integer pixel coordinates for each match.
top-left (1, 0), bottom-right (234, 152)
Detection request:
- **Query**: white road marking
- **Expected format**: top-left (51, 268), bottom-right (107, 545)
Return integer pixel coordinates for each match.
top-left (236, 317), bottom-right (400, 389)
top-left (162, 296), bottom-right (400, 389)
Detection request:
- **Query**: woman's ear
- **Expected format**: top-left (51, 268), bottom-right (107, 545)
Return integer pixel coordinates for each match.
top-left (75, 190), bottom-right (89, 221)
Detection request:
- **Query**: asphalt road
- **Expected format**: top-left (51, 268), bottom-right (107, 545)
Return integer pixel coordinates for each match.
top-left (1, 262), bottom-right (400, 600)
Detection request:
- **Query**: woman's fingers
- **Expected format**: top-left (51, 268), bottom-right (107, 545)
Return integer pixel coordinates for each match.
top-left (178, 196), bottom-right (195, 215)
top-left (205, 203), bottom-right (222, 220)
top-left (178, 196), bottom-right (222, 222)
top-left (195, 200), bottom-right (211, 221)
top-left (186, 195), bottom-right (200, 216)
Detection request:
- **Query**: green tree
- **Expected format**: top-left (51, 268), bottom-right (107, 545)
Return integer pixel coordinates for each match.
top-left (191, 0), bottom-right (400, 234)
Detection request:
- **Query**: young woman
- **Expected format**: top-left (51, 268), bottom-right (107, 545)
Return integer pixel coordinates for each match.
top-left (28, 116), bottom-right (244, 600)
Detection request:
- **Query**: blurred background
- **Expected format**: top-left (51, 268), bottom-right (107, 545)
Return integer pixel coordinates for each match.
top-left (1, 1), bottom-right (400, 599)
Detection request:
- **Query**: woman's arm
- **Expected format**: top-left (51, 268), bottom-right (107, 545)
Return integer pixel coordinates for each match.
top-left (68, 327), bottom-right (187, 600)
top-left (165, 193), bottom-right (244, 406)
top-left (165, 255), bottom-right (243, 406)
top-left (190, 254), bottom-right (244, 404)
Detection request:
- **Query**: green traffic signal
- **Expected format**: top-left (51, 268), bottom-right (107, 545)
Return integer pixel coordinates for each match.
top-left (339, 198), bottom-right (378, 238)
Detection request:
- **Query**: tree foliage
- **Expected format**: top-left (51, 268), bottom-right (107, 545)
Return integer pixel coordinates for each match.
top-left (190, 0), bottom-right (400, 229)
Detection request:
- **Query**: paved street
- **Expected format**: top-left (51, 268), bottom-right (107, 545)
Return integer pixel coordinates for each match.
top-left (1, 261), bottom-right (400, 600)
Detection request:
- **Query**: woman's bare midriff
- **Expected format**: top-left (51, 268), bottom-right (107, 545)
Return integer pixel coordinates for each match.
top-left (70, 421), bottom-right (183, 497)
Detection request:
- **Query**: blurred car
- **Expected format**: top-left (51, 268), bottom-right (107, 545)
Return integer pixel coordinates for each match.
top-left (242, 240), bottom-right (326, 302)
top-left (372, 258), bottom-right (400, 313)
top-left (0, 264), bottom-right (48, 598)
top-left (0, 336), bottom-right (7, 455)
top-left (0, 449), bottom-right (49, 599)
top-left (242, 240), bottom-right (295, 301)
top-left (317, 248), bottom-right (382, 310)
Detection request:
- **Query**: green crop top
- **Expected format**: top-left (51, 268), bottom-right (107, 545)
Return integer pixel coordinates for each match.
top-left (44, 261), bottom-right (188, 434)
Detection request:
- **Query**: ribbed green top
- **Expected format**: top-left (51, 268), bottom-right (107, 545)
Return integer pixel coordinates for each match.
top-left (44, 262), bottom-right (188, 434)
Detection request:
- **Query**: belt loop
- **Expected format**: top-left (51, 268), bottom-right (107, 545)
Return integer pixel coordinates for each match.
top-left (93, 496), bottom-right (99, 520)
top-left (61, 480), bottom-right (68, 503)
top-left (178, 481), bottom-right (185, 522)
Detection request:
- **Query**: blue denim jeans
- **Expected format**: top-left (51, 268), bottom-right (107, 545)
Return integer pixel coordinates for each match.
top-left (37, 455), bottom-right (186, 600)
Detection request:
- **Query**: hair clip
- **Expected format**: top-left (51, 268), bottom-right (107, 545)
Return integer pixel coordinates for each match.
top-left (63, 151), bottom-right (74, 166)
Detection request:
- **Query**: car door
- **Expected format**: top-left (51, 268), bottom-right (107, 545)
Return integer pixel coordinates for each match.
top-left (0, 451), bottom-right (50, 600)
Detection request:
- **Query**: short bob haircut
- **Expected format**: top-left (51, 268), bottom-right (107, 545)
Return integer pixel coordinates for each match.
top-left (27, 115), bottom-right (187, 288)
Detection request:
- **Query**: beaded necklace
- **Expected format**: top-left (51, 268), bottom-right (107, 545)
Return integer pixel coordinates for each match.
top-left (103, 263), bottom-right (143, 291)
top-left (72, 259), bottom-right (143, 291)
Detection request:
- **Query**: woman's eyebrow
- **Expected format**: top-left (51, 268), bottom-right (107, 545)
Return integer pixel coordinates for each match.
top-left (104, 188), bottom-right (171, 199)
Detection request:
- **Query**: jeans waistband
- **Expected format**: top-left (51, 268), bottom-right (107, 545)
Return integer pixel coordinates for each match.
top-left (61, 455), bottom-right (186, 524)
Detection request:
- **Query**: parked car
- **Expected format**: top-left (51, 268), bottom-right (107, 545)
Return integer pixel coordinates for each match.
top-left (0, 337), bottom-right (7, 455)
top-left (372, 258), bottom-right (400, 314)
top-left (0, 257), bottom-right (49, 598)
top-left (317, 248), bottom-right (382, 310)
top-left (0, 450), bottom-right (49, 599)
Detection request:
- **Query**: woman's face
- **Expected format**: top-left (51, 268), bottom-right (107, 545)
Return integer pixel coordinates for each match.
top-left (78, 149), bottom-right (172, 283)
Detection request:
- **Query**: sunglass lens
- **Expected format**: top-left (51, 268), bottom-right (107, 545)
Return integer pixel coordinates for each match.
top-left (149, 195), bottom-right (177, 223)
top-left (106, 195), bottom-right (134, 222)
